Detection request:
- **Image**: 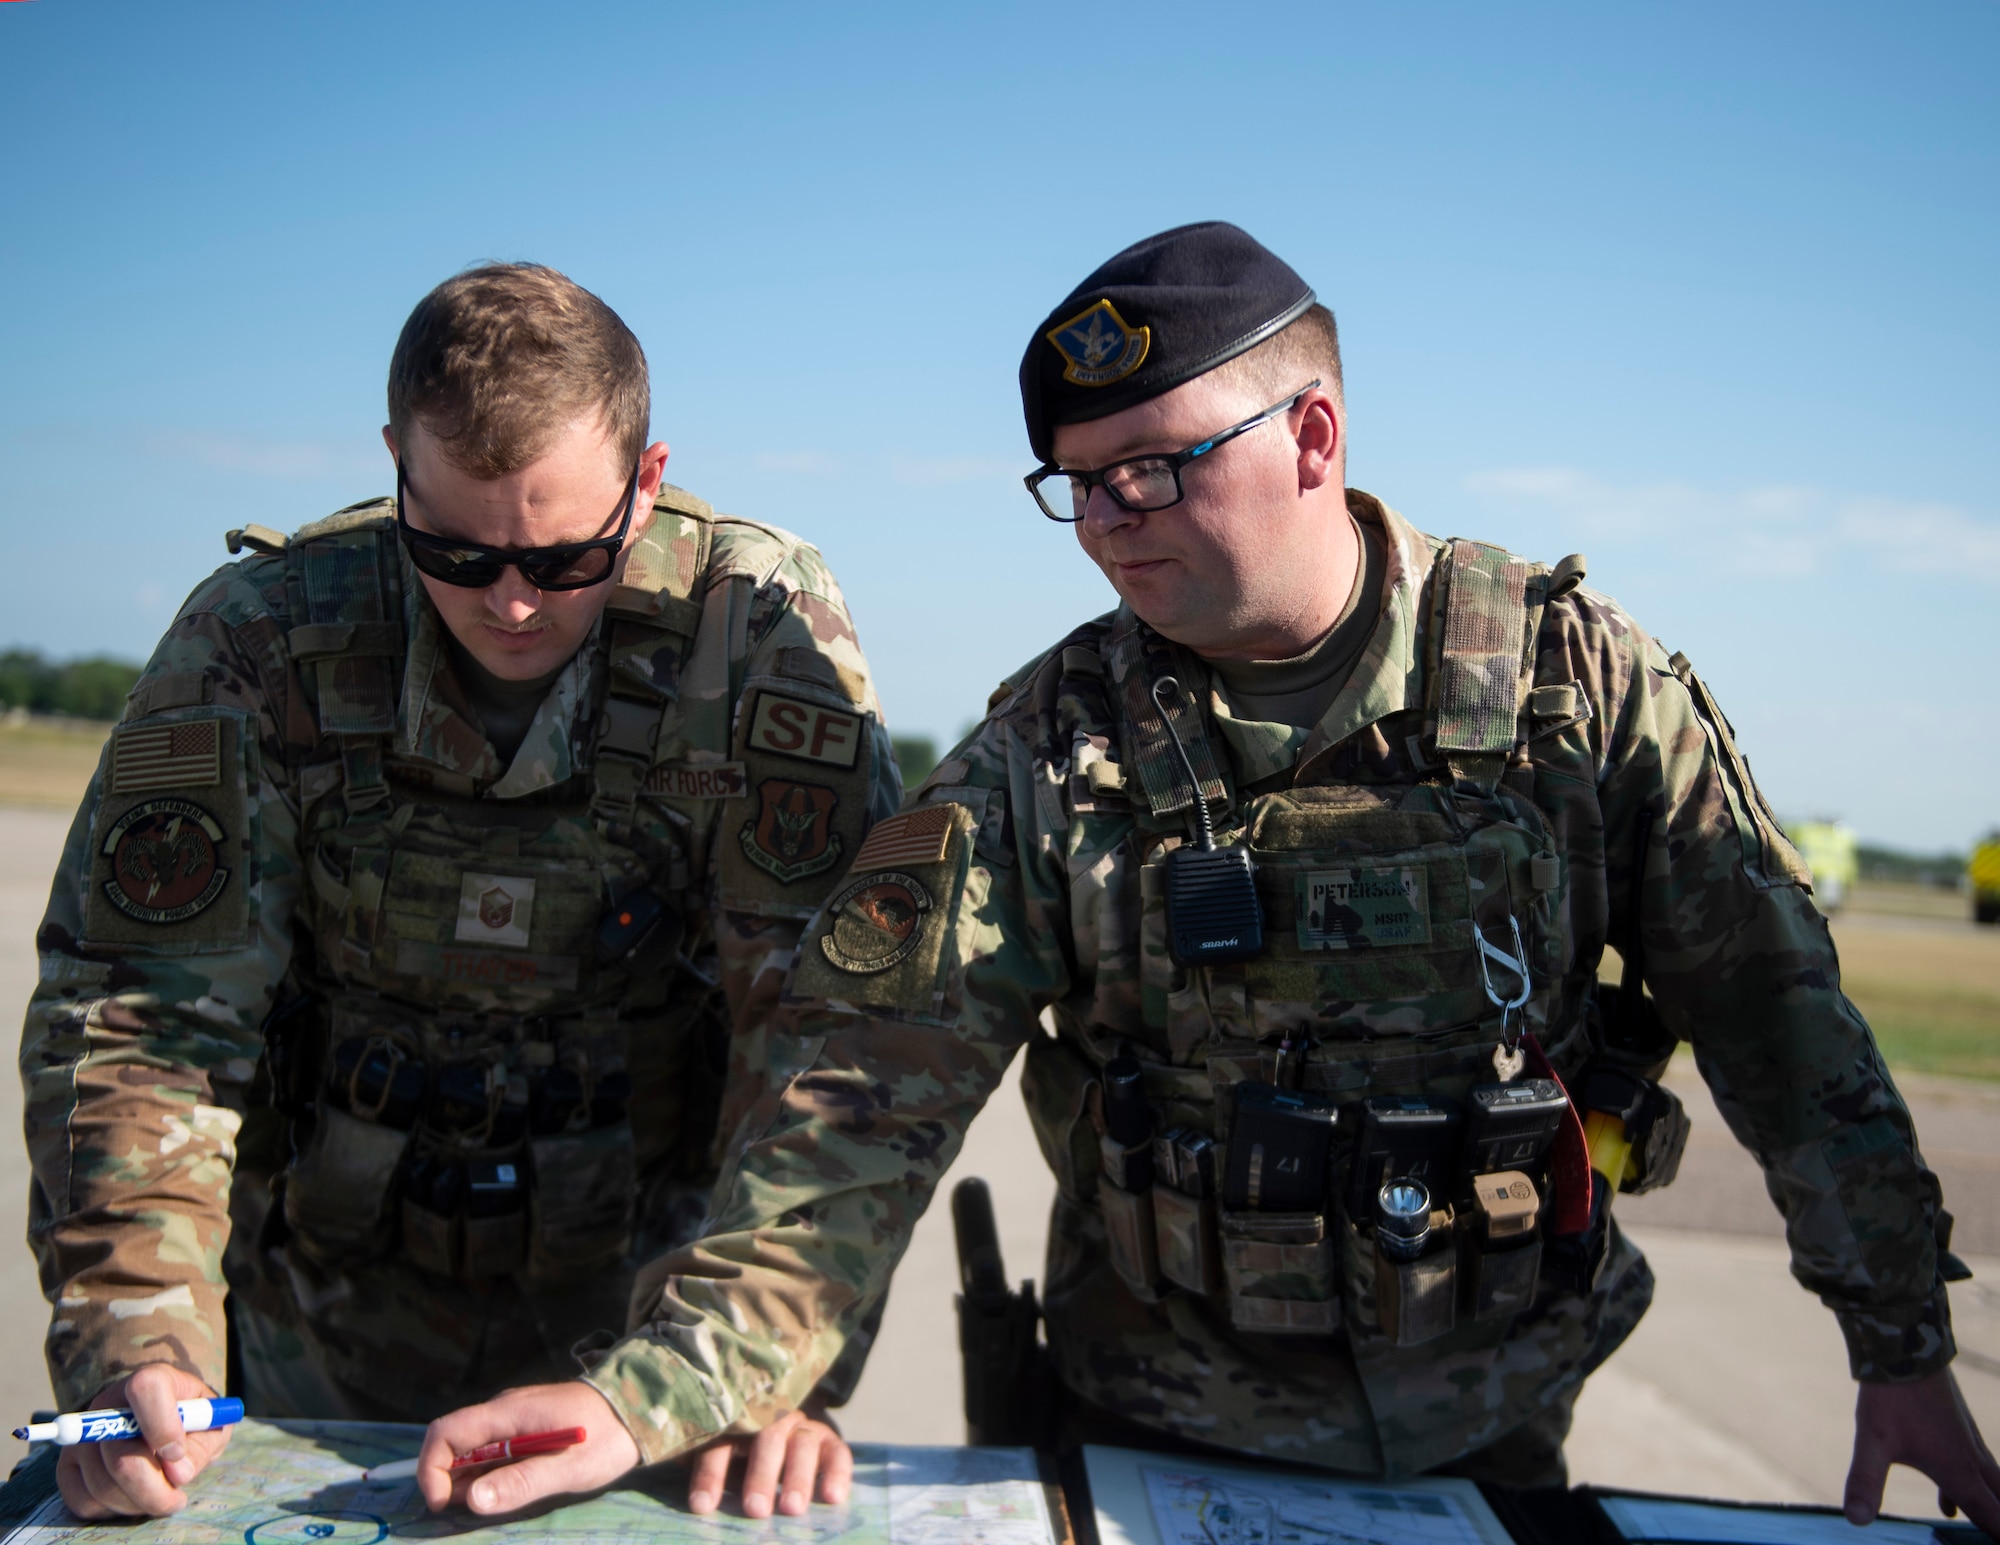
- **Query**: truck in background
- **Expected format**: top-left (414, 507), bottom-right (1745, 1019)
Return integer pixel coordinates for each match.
top-left (1971, 835), bottom-right (2000, 926)
top-left (1790, 821), bottom-right (1859, 913)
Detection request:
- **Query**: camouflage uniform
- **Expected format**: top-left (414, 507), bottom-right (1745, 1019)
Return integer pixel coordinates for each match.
top-left (582, 491), bottom-right (1953, 1479)
top-left (20, 483), bottom-right (900, 1419)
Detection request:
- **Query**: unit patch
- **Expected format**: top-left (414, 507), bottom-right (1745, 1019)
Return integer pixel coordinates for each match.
top-left (818, 871), bottom-right (933, 974)
top-left (1045, 299), bottom-right (1151, 387)
top-left (1298, 866), bottom-right (1431, 950)
top-left (112, 720), bottom-right (221, 794)
top-left (745, 691), bottom-right (862, 769)
top-left (98, 798), bottom-right (230, 925)
top-left (455, 872), bottom-right (536, 949)
top-left (739, 778), bottom-right (843, 884)
top-left (644, 760), bottom-right (748, 800)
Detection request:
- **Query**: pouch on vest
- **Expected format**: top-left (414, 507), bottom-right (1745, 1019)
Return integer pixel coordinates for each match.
top-left (1369, 1184), bottom-right (1458, 1348)
top-left (1462, 1171), bottom-right (1542, 1323)
top-left (400, 1148), bottom-right (464, 1277)
top-left (283, 1029), bottom-right (426, 1264)
top-left (528, 1123), bottom-right (637, 1281)
top-left (1151, 1128), bottom-right (1220, 1296)
top-left (285, 1107), bottom-right (411, 1264)
top-left (463, 1157), bottom-right (528, 1279)
top-left (1098, 1133), bottom-right (1163, 1299)
top-left (1219, 1209), bottom-right (1338, 1333)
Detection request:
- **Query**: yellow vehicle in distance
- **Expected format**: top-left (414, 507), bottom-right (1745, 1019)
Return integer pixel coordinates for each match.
top-left (1971, 835), bottom-right (2000, 927)
top-left (1790, 820), bottom-right (1859, 913)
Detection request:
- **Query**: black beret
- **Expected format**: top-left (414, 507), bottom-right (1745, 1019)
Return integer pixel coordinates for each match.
top-left (1019, 221), bottom-right (1315, 462)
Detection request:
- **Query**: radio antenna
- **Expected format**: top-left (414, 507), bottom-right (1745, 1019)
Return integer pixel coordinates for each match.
top-left (1151, 677), bottom-right (1216, 852)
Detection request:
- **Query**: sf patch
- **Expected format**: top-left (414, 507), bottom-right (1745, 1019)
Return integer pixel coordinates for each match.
top-left (739, 778), bottom-right (843, 884)
top-left (1045, 299), bottom-right (1150, 387)
top-left (98, 797), bottom-right (230, 925)
top-left (818, 871), bottom-right (932, 974)
top-left (745, 691), bottom-right (862, 769)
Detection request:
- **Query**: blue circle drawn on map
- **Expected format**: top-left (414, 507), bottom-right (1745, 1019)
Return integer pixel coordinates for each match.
top-left (244, 1510), bottom-right (389, 1545)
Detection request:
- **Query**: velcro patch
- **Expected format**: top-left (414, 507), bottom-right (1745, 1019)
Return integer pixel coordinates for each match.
top-left (645, 760), bottom-right (748, 800)
top-left (113, 719), bottom-right (221, 793)
top-left (84, 711), bottom-right (251, 951)
top-left (1297, 866), bottom-right (1431, 950)
top-left (739, 778), bottom-right (844, 884)
top-left (455, 873), bottom-right (536, 948)
top-left (745, 691), bottom-right (862, 769)
top-left (851, 805), bottom-right (955, 869)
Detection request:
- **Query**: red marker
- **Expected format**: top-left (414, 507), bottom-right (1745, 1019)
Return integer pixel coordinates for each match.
top-left (362, 1426), bottom-right (586, 1483)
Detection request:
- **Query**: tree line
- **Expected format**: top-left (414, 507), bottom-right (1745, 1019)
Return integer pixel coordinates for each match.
top-left (0, 650), bottom-right (143, 723)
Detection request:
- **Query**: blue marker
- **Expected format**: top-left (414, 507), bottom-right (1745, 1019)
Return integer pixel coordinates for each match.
top-left (12, 1398), bottom-right (245, 1445)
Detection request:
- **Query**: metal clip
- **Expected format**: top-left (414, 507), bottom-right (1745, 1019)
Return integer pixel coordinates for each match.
top-left (1476, 915), bottom-right (1532, 1044)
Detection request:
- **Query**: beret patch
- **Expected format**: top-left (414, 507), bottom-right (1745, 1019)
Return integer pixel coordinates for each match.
top-left (1020, 221), bottom-right (1315, 462)
top-left (1045, 300), bottom-right (1151, 387)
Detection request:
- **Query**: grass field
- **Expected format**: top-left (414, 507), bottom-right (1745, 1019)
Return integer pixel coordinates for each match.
top-left (0, 717), bottom-right (106, 811)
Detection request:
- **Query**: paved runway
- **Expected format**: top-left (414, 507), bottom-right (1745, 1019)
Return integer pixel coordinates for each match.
top-left (2, 805), bottom-right (1993, 1522)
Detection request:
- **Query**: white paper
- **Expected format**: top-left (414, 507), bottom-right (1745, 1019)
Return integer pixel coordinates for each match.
top-left (1599, 1494), bottom-right (1947, 1544)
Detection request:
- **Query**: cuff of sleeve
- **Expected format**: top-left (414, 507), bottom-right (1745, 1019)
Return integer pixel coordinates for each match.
top-left (1834, 1287), bottom-right (1957, 1383)
top-left (582, 1338), bottom-right (733, 1466)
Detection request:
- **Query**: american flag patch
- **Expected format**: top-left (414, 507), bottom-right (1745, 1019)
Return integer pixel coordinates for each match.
top-left (851, 805), bottom-right (956, 870)
top-left (113, 720), bottom-right (222, 793)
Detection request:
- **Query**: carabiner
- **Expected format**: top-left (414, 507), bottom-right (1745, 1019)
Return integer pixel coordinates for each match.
top-left (1476, 915), bottom-right (1532, 1042)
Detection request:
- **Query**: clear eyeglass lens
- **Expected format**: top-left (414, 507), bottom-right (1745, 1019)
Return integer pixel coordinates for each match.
top-left (1033, 472), bottom-right (1089, 521)
top-left (1102, 458), bottom-right (1180, 511)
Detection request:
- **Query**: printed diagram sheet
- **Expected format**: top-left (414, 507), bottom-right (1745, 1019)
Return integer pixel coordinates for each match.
top-left (1131, 1458), bottom-right (1511, 1545)
top-left (0, 1423), bottom-right (1056, 1545)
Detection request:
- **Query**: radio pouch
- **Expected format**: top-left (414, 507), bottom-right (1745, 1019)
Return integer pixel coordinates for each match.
top-left (285, 1106), bottom-right (411, 1263)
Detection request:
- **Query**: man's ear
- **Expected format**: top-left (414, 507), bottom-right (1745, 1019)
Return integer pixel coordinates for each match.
top-left (381, 424), bottom-right (399, 459)
top-left (628, 440), bottom-right (673, 541)
top-left (1294, 395), bottom-right (1341, 492)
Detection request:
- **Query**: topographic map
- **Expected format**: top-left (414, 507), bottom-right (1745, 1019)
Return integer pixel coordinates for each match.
top-left (1138, 1462), bottom-right (1511, 1545)
top-left (0, 1422), bottom-right (1056, 1545)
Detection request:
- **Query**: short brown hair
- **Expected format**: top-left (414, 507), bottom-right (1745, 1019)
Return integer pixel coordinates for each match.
top-left (1211, 303), bottom-right (1344, 409)
top-left (387, 263), bottom-right (649, 478)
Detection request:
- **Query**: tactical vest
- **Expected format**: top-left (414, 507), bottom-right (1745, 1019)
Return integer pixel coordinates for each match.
top-left (1028, 537), bottom-right (1678, 1474)
top-left (264, 487), bottom-right (747, 1294)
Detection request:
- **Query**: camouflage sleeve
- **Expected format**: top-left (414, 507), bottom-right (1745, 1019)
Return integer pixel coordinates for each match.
top-left (1558, 590), bottom-right (1950, 1382)
top-left (586, 674), bottom-right (1068, 1463)
top-left (20, 560), bottom-right (302, 1409)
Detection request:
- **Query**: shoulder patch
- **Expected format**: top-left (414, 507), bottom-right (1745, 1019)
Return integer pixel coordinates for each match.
top-left (788, 800), bottom-right (976, 1019)
top-left (83, 710), bottom-right (253, 951)
top-left (744, 690), bottom-right (862, 769)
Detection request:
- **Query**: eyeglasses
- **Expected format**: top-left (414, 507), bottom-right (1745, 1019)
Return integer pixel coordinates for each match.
top-left (395, 461), bottom-right (640, 590)
top-left (1024, 381), bottom-right (1321, 524)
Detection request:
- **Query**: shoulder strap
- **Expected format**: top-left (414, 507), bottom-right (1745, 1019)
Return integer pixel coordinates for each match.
top-left (589, 485), bottom-right (715, 835)
top-left (284, 502), bottom-right (403, 814)
top-left (1427, 538), bottom-right (1548, 794)
top-left (1103, 610), bottom-right (1231, 825)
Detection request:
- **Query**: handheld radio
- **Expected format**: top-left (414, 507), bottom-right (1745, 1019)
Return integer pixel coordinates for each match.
top-left (1151, 676), bottom-right (1264, 965)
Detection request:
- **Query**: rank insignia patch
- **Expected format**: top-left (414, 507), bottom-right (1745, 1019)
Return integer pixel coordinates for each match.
top-left (456, 872), bottom-right (536, 949)
top-left (1045, 299), bottom-right (1151, 387)
top-left (819, 871), bottom-right (933, 974)
top-left (99, 798), bottom-right (230, 924)
top-left (740, 778), bottom-right (843, 884)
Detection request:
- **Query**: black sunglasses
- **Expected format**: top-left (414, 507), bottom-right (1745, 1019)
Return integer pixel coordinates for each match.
top-left (395, 461), bottom-right (640, 591)
top-left (1024, 381), bottom-right (1322, 524)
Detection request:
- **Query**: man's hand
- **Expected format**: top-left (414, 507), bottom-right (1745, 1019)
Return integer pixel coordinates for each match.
top-left (685, 1407), bottom-right (853, 1518)
top-left (1847, 1367), bottom-right (2000, 1535)
top-left (419, 1382), bottom-right (640, 1515)
top-left (55, 1365), bottom-right (232, 1520)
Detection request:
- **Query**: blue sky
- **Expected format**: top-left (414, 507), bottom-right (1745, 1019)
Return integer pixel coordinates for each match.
top-left (1, 1), bottom-right (1993, 850)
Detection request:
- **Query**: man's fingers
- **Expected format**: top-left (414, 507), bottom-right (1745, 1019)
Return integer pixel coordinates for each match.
top-left (687, 1442), bottom-right (733, 1515)
top-left (56, 1452), bottom-right (113, 1520)
top-left (462, 1453), bottom-right (577, 1516)
top-left (776, 1423), bottom-right (827, 1516)
top-left (739, 1413), bottom-right (802, 1520)
top-left (124, 1365), bottom-right (192, 1467)
top-left (1842, 1431), bottom-right (1890, 1526)
top-left (415, 1421), bottom-right (463, 1512)
top-left (816, 1433), bottom-right (854, 1506)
